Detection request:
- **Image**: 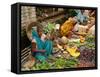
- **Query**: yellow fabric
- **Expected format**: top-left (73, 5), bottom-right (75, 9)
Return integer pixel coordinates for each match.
top-left (66, 46), bottom-right (80, 58)
top-left (60, 18), bottom-right (76, 36)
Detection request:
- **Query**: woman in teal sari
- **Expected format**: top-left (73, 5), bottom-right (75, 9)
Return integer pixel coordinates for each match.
top-left (32, 27), bottom-right (53, 62)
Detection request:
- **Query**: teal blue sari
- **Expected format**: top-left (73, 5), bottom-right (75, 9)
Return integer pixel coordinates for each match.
top-left (32, 29), bottom-right (53, 61)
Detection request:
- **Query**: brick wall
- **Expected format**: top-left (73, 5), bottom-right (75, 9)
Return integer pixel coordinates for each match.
top-left (21, 6), bottom-right (37, 32)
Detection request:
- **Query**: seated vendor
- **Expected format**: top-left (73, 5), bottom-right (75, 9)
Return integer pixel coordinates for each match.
top-left (31, 26), bottom-right (53, 62)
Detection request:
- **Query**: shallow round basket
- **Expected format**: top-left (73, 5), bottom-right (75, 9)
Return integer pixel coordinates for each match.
top-left (26, 22), bottom-right (39, 41)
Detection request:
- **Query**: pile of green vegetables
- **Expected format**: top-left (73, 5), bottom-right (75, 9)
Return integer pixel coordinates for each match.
top-left (32, 58), bottom-right (78, 70)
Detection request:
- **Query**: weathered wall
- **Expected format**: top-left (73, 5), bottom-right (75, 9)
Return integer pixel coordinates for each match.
top-left (21, 6), bottom-right (37, 33)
